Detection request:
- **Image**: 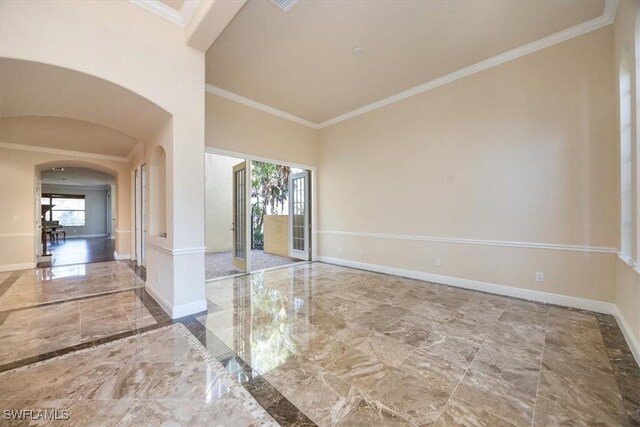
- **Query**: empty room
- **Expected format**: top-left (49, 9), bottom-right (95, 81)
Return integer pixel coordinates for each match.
top-left (0, 0), bottom-right (639, 426)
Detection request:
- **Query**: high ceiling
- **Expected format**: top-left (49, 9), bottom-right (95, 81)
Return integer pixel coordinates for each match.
top-left (0, 58), bottom-right (171, 157)
top-left (206, 0), bottom-right (606, 124)
top-left (41, 167), bottom-right (115, 187)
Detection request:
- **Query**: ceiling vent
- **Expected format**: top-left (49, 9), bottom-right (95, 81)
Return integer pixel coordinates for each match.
top-left (271, 0), bottom-right (297, 12)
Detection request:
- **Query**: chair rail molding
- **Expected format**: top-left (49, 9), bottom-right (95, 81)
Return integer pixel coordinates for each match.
top-left (318, 230), bottom-right (617, 254)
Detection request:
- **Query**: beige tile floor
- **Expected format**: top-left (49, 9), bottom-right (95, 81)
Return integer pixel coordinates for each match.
top-left (1, 261), bottom-right (638, 426)
top-left (0, 261), bottom-right (144, 311)
top-left (0, 290), bottom-right (157, 365)
top-left (198, 263), bottom-right (638, 426)
top-left (0, 324), bottom-right (278, 426)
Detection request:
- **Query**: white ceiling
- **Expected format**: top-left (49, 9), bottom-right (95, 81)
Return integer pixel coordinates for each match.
top-left (0, 58), bottom-right (170, 157)
top-left (41, 167), bottom-right (115, 187)
top-left (206, 0), bottom-right (607, 124)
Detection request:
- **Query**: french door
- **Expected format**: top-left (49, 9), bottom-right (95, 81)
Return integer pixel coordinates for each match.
top-left (288, 170), bottom-right (310, 260)
top-left (232, 161), bottom-right (247, 271)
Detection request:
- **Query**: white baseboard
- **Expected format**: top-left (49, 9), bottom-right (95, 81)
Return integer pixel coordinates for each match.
top-left (113, 251), bottom-right (131, 260)
top-left (145, 283), bottom-right (206, 319)
top-left (317, 256), bottom-right (616, 314)
top-left (0, 262), bottom-right (36, 272)
top-left (612, 306), bottom-right (640, 367)
top-left (66, 234), bottom-right (109, 239)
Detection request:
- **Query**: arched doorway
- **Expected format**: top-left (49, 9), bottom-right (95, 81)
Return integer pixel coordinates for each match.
top-left (35, 162), bottom-right (118, 267)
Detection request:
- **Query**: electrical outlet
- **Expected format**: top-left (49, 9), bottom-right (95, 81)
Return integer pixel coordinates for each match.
top-left (535, 272), bottom-right (544, 282)
top-left (435, 258), bottom-right (441, 266)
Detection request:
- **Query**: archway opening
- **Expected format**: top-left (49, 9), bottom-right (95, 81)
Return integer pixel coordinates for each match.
top-left (36, 163), bottom-right (117, 267)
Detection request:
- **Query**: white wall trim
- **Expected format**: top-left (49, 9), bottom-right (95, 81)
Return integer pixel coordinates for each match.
top-left (612, 305), bottom-right (640, 367)
top-left (203, 0), bottom-right (618, 130)
top-left (113, 251), bottom-right (131, 260)
top-left (145, 283), bottom-right (207, 319)
top-left (146, 241), bottom-right (206, 256)
top-left (319, 230), bottom-right (617, 254)
top-left (129, 0), bottom-right (185, 26)
top-left (114, 229), bottom-right (131, 234)
top-left (0, 262), bottom-right (36, 272)
top-left (0, 142), bottom-right (128, 163)
top-left (180, 0), bottom-right (200, 25)
top-left (66, 234), bottom-right (109, 239)
top-left (205, 84), bottom-right (320, 130)
top-left (318, 0), bottom-right (618, 128)
top-left (317, 256), bottom-right (616, 314)
top-left (0, 233), bottom-right (36, 238)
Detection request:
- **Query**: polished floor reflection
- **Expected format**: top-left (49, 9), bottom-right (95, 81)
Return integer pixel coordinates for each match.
top-left (0, 290), bottom-right (156, 366)
top-left (1, 261), bottom-right (639, 426)
top-left (0, 324), bottom-right (278, 426)
top-left (0, 261), bottom-right (144, 311)
top-left (199, 263), bottom-right (640, 426)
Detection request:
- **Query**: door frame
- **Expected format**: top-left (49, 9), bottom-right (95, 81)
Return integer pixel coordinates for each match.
top-left (232, 160), bottom-right (250, 273)
top-left (204, 147), bottom-right (318, 266)
top-left (288, 170), bottom-right (310, 260)
top-left (133, 162), bottom-right (147, 267)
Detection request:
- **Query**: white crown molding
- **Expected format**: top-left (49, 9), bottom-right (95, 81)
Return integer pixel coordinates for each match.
top-left (205, 84), bottom-right (320, 129)
top-left (129, 0), bottom-right (184, 26)
top-left (0, 142), bottom-right (129, 163)
top-left (205, 0), bottom-right (618, 130)
top-left (0, 233), bottom-right (35, 238)
top-left (318, 230), bottom-right (618, 254)
top-left (317, 0), bottom-right (619, 128)
top-left (180, 0), bottom-right (200, 25)
top-left (129, 0), bottom-right (201, 27)
top-left (317, 256), bottom-right (616, 314)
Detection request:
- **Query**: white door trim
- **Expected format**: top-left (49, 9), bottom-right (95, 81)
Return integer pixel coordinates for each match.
top-left (205, 147), bottom-right (318, 262)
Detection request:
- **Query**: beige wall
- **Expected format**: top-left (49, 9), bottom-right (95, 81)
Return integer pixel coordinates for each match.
top-left (264, 215), bottom-right (289, 257)
top-left (317, 27), bottom-right (617, 302)
top-left (1, 0), bottom-right (206, 313)
top-left (0, 146), bottom-right (131, 270)
top-left (205, 93), bottom-right (318, 167)
top-left (205, 153), bottom-right (242, 253)
top-left (614, 0), bottom-right (640, 348)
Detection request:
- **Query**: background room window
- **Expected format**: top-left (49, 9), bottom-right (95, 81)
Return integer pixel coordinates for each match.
top-left (620, 46), bottom-right (632, 260)
top-left (42, 194), bottom-right (86, 226)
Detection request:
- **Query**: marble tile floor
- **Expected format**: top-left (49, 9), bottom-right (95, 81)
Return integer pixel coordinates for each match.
top-left (197, 263), bottom-right (640, 426)
top-left (0, 261), bottom-right (145, 311)
top-left (206, 250), bottom-right (302, 280)
top-left (2, 260), bottom-right (639, 426)
top-left (0, 324), bottom-right (278, 426)
top-left (0, 261), bottom-right (314, 426)
top-left (0, 290), bottom-right (160, 368)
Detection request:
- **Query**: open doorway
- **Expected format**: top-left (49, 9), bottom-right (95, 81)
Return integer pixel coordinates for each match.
top-left (204, 152), bottom-right (312, 281)
top-left (37, 167), bottom-right (116, 267)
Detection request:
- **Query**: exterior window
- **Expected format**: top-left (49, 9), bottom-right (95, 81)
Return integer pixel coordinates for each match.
top-left (42, 194), bottom-right (86, 226)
